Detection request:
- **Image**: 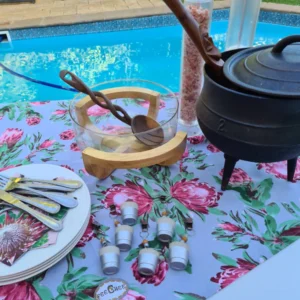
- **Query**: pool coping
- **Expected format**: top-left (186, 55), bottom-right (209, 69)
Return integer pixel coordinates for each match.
top-left (0, 1), bottom-right (299, 31)
top-left (6, 8), bottom-right (300, 41)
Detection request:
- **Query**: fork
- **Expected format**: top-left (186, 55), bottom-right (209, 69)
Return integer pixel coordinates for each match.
top-left (0, 177), bottom-right (78, 208)
top-left (0, 174), bottom-right (81, 192)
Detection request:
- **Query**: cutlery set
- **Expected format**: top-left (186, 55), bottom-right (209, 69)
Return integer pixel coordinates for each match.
top-left (0, 174), bottom-right (83, 231)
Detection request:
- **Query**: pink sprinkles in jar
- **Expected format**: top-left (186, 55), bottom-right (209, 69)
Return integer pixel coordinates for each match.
top-left (180, 4), bottom-right (210, 124)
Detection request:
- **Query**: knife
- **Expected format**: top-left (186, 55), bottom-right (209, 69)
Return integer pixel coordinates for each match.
top-left (0, 190), bottom-right (63, 231)
top-left (13, 182), bottom-right (77, 193)
top-left (10, 192), bottom-right (61, 214)
top-left (15, 176), bottom-right (82, 189)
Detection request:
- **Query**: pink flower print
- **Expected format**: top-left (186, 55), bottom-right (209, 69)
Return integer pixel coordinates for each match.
top-left (0, 128), bottom-right (23, 148)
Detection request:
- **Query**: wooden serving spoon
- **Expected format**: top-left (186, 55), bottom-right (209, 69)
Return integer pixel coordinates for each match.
top-left (162, 0), bottom-right (224, 73)
top-left (60, 71), bottom-right (164, 147)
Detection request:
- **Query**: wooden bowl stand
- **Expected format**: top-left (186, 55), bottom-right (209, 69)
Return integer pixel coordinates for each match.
top-left (75, 87), bottom-right (187, 179)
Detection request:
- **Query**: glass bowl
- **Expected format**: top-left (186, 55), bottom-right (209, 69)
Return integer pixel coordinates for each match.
top-left (69, 79), bottom-right (179, 154)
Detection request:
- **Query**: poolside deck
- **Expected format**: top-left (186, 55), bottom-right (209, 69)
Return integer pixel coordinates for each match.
top-left (0, 0), bottom-right (299, 30)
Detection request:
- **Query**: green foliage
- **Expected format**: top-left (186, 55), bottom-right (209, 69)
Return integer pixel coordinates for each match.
top-left (212, 253), bottom-right (237, 267)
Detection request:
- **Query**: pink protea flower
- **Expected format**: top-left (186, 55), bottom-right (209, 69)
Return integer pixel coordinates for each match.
top-left (188, 135), bottom-right (205, 145)
top-left (131, 259), bottom-right (168, 286)
top-left (0, 281), bottom-right (40, 300)
top-left (76, 216), bottom-right (96, 248)
top-left (30, 101), bottom-right (50, 106)
top-left (59, 129), bottom-right (75, 140)
top-left (280, 226), bottom-right (300, 237)
top-left (207, 144), bottom-right (221, 153)
top-left (87, 105), bottom-right (110, 117)
top-left (219, 222), bottom-right (244, 233)
top-left (0, 128), bottom-right (23, 148)
top-left (26, 117), bottom-right (41, 126)
top-left (138, 99), bottom-right (166, 109)
top-left (122, 290), bottom-right (146, 300)
top-left (61, 165), bottom-right (74, 172)
top-left (0, 165), bottom-right (20, 172)
top-left (53, 109), bottom-right (67, 115)
top-left (211, 259), bottom-right (256, 289)
top-left (182, 146), bottom-right (189, 159)
top-left (0, 213), bottom-right (48, 266)
top-left (70, 142), bottom-right (80, 152)
top-left (219, 168), bottom-right (252, 187)
top-left (38, 139), bottom-right (55, 149)
top-left (101, 125), bottom-right (132, 135)
top-left (170, 179), bottom-right (222, 214)
top-left (257, 160), bottom-right (300, 181)
top-left (103, 181), bottom-right (153, 216)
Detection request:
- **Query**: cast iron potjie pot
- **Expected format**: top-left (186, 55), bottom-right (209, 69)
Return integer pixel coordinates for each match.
top-left (163, 0), bottom-right (300, 190)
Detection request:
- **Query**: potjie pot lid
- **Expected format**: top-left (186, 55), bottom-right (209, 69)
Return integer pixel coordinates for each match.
top-left (223, 35), bottom-right (300, 98)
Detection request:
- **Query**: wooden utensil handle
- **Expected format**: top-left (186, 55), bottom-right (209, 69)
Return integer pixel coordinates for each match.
top-left (162, 0), bottom-right (224, 71)
top-left (82, 131), bottom-right (187, 179)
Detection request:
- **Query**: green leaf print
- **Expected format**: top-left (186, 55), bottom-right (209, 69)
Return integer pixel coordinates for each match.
top-left (282, 203), bottom-right (300, 218)
top-left (125, 248), bottom-right (140, 262)
top-left (71, 247), bottom-right (86, 259)
top-left (243, 210), bottom-right (259, 231)
top-left (208, 207), bottom-right (227, 216)
top-left (174, 291), bottom-right (206, 300)
top-left (242, 251), bottom-right (259, 265)
top-left (212, 253), bottom-right (238, 267)
top-left (266, 202), bottom-right (280, 216)
top-left (254, 178), bottom-right (273, 203)
top-left (8, 107), bottom-right (16, 120)
top-left (291, 201), bottom-right (300, 213)
top-left (0, 214), bottom-right (5, 224)
top-left (264, 215), bottom-right (277, 236)
top-left (185, 260), bottom-right (192, 274)
top-left (32, 233), bottom-right (49, 249)
top-left (32, 278), bottom-right (53, 300)
top-left (110, 175), bottom-right (125, 185)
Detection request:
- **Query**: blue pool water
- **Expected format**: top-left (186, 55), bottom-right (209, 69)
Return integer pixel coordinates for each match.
top-left (1, 20), bottom-right (300, 103)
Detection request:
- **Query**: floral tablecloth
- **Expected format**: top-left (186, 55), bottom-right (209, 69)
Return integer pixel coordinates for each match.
top-left (1, 100), bottom-right (300, 300)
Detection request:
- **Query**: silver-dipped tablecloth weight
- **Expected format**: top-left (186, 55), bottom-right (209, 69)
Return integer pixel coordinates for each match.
top-left (138, 248), bottom-right (160, 276)
top-left (115, 225), bottom-right (134, 252)
top-left (157, 216), bottom-right (176, 243)
top-left (169, 241), bottom-right (189, 271)
top-left (121, 201), bottom-right (138, 226)
top-left (99, 245), bottom-right (120, 275)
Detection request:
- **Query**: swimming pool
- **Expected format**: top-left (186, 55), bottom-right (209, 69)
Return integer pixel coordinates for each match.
top-left (1, 17), bottom-right (300, 103)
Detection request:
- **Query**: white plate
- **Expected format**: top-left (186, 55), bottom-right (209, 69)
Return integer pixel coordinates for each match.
top-left (0, 164), bottom-right (91, 285)
top-left (0, 216), bottom-right (90, 285)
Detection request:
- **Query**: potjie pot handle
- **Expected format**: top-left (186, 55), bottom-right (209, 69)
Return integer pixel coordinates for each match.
top-left (272, 35), bottom-right (300, 53)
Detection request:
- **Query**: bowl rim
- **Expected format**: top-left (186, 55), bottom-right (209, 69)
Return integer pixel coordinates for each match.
top-left (68, 78), bottom-right (179, 137)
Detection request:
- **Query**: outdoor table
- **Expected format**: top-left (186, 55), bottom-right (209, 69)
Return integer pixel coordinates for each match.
top-left (1, 100), bottom-right (300, 300)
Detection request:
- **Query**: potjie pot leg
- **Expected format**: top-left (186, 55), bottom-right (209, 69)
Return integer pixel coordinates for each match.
top-left (288, 157), bottom-right (298, 182)
top-left (221, 154), bottom-right (239, 191)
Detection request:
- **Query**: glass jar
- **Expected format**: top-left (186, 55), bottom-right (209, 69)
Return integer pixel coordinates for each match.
top-left (179, 0), bottom-right (214, 137)
top-left (226, 0), bottom-right (261, 50)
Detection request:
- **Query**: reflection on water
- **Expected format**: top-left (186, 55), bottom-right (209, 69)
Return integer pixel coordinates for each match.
top-left (0, 21), bottom-right (300, 103)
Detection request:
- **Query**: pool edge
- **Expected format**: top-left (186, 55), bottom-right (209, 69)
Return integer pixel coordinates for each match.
top-left (2, 8), bottom-right (300, 41)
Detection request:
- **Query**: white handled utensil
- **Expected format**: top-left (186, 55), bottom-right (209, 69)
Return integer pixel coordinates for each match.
top-left (0, 174), bottom-right (82, 190)
top-left (0, 190), bottom-right (63, 232)
top-left (0, 178), bottom-right (78, 208)
top-left (10, 192), bottom-right (61, 214)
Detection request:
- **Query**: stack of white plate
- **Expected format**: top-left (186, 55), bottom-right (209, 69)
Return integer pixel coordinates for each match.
top-left (0, 164), bottom-right (91, 285)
